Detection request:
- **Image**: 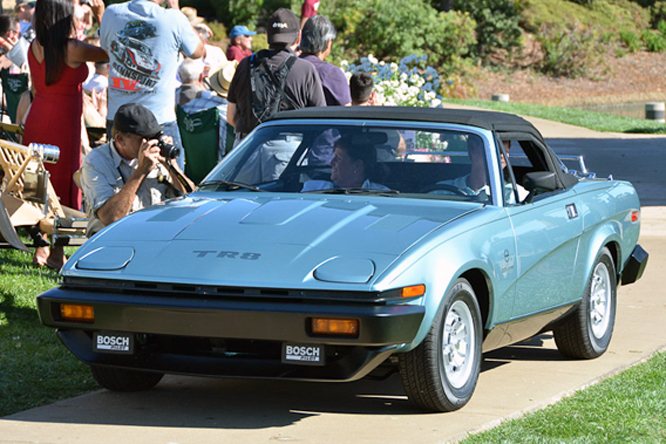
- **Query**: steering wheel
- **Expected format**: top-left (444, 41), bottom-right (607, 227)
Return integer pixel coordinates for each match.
top-left (420, 183), bottom-right (468, 196)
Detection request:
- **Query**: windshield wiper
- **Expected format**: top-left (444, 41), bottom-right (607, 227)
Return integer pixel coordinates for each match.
top-left (308, 187), bottom-right (400, 195)
top-left (198, 180), bottom-right (265, 192)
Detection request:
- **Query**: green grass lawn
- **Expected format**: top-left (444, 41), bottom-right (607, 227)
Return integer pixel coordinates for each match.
top-left (461, 352), bottom-right (666, 443)
top-left (0, 246), bottom-right (98, 417)
top-left (443, 98), bottom-right (666, 134)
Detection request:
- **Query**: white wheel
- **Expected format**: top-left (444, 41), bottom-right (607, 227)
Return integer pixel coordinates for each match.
top-left (443, 299), bottom-right (477, 389)
top-left (589, 261), bottom-right (612, 340)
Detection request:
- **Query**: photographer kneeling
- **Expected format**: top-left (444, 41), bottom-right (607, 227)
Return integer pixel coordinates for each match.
top-left (80, 103), bottom-right (195, 236)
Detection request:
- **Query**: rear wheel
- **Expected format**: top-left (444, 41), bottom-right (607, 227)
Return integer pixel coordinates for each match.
top-left (90, 365), bottom-right (164, 391)
top-left (399, 278), bottom-right (482, 412)
top-left (554, 247), bottom-right (616, 359)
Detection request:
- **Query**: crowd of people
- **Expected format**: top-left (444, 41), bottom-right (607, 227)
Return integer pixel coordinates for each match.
top-left (0, 0), bottom-right (375, 270)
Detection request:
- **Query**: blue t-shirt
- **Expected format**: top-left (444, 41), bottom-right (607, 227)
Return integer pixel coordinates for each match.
top-left (100, 0), bottom-right (201, 123)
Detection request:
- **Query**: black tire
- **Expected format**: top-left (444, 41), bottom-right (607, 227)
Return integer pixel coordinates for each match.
top-left (398, 278), bottom-right (482, 412)
top-left (554, 247), bottom-right (616, 359)
top-left (90, 365), bottom-right (164, 391)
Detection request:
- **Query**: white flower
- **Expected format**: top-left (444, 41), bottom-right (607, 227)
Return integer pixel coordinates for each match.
top-left (343, 53), bottom-right (444, 107)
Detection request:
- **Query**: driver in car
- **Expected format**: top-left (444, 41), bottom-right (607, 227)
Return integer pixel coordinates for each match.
top-left (302, 135), bottom-right (389, 191)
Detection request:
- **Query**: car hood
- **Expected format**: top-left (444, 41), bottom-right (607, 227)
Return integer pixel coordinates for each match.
top-left (66, 194), bottom-right (480, 287)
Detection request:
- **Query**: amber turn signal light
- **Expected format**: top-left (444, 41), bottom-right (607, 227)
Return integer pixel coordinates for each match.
top-left (60, 304), bottom-right (95, 323)
top-left (631, 210), bottom-right (640, 223)
top-left (311, 318), bottom-right (359, 337)
top-left (402, 284), bottom-right (426, 298)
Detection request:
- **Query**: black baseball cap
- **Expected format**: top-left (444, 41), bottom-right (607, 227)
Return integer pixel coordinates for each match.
top-left (113, 103), bottom-right (162, 138)
top-left (267, 8), bottom-right (299, 45)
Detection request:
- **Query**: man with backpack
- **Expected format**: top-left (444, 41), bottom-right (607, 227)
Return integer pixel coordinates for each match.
top-left (226, 8), bottom-right (325, 143)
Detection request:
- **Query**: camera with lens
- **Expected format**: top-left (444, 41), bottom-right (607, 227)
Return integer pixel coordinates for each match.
top-left (155, 133), bottom-right (181, 160)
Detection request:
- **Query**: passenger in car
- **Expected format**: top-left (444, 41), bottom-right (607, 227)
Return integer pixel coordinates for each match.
top-left (302, 135), bottom-right (389, 191)
top-left (500, 140), bottom-right (529, 203)
top-left (437, 136), bottom-right (527, 204)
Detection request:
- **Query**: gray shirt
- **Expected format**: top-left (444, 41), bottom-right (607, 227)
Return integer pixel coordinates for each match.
top-left (80, 140), bottom-right (176, 235)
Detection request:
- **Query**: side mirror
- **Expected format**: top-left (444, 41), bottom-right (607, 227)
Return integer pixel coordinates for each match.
top-left (522, 171), bottom-right (559, 203)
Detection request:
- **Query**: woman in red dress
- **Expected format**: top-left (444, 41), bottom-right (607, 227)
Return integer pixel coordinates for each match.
top-left (23, 0), bottom-right (107, 268)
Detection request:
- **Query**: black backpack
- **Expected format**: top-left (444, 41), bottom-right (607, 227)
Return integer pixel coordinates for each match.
top-left (248, 49), bottom-right (297, 131)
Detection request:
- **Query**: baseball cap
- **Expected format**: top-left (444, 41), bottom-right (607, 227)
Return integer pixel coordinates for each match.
top-left (113, 103), bottom-right (162, 138)
top-left (209, 60), bottom-right (239, 98)
top-left (267, 8), bottom-right (299, 45)
top-left (15, 0), bottom-right (35, 8)
top-left (229, 25), bottom-right (256, 40)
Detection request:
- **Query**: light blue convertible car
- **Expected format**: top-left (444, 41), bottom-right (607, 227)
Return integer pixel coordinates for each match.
top-left (37, 107), bottom-right (648, 412)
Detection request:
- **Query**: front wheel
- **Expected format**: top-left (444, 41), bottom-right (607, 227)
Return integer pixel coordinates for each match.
top-left (90, 365), bottom-right (164, 392)
top-left (554, 247), bottom-right (617, 359)
top-left (399, 278), bottom-right (482, 412)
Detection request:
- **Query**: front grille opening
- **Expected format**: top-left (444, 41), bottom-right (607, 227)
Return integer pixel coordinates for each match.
top-left (260, 289), bottom-right (290, 297)
top-left (63, 277), bottom-right (388, 304)
top-left (135, 283), bottom-right (158, 290)
top-left (216, 287), bottom-right (245, 295)
top-left (173, 285), bottom-right (197, 293)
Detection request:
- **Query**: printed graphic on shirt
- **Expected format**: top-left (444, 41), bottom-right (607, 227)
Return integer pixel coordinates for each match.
top-left (109, 21), bottom-right (161, 93)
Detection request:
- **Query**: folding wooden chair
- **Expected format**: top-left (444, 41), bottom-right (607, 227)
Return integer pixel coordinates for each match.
top-left (0, 137), bottom-right (87, 251)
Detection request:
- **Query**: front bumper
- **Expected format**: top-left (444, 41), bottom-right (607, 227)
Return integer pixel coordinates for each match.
top-left (37, 287), bottom-right (425, 382)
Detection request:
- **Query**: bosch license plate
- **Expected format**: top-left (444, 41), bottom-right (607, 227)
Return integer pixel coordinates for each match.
top-left (93, 332), bottom-right (134, 354)
top-left (282, 343), bottom-right (325, 366)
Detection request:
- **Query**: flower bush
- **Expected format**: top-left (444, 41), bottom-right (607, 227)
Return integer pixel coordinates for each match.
top-left (342, 54), bottom-right (446, 108)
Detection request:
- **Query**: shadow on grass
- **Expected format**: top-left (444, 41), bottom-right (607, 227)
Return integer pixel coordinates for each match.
top-left (624, 127), bottom-right (666, 134)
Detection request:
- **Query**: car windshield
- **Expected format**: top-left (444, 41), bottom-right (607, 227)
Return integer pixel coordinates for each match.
top-left (201, 123), bottom-right (492, 203)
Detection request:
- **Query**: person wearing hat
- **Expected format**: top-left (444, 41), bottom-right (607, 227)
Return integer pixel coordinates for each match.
top-left (180, 6), bottom-right (204, 26)
top-left (180, 59), bottom-right (238, 160)
top-left (14, 0), bottom-right (35, 36)
top-left (80, 103), bottom-right (194, 236)
top-left (226, 25), bottom-right (256, 62)
top-left (226, 8), bottom-right (325, 139)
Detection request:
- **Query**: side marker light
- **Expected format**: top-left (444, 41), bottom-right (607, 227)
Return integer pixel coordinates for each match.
top-left (402, 284), bottom-right (426, 298)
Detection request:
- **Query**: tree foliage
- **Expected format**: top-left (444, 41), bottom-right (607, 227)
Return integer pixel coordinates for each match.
top-left (453, 0), bottom-right (523, 61)
top-left (324, 0), bottom-right (476, 71)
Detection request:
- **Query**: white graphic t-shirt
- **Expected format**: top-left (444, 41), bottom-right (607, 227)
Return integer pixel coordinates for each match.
top-left (100, 0), bottom-right (201, 123)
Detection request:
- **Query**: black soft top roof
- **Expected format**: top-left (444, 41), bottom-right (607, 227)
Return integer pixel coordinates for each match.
top-left (271, 106), bottom-right (545, 143)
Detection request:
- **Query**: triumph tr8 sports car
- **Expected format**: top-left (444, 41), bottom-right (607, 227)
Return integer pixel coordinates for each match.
top-left (37, 107), bottom-right (648, 412)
